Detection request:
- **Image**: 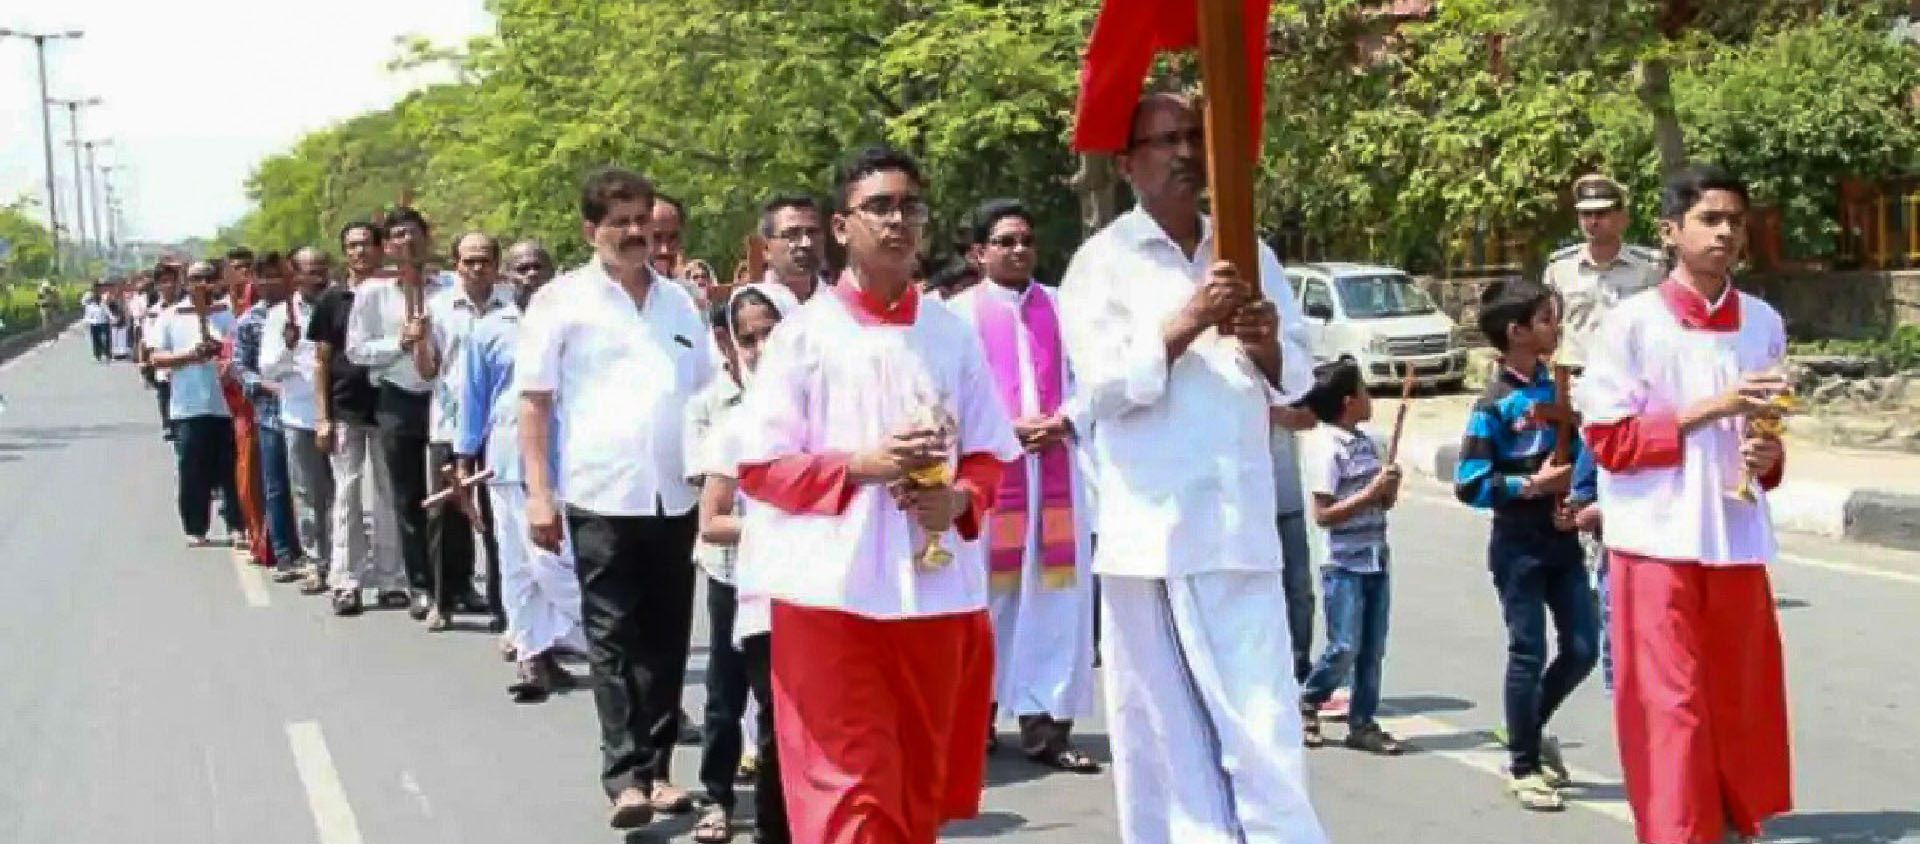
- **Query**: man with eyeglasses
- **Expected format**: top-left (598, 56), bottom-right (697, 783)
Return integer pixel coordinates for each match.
top-left (149, 261), bottom-right (244, 547)
top-left (757, 194), bottom-right (832, 302)
top-left (414, 232), bottom-right (515, 630)
top-left (730, 146), bottom-right (1021, 843)
top-left (518, 168), bottom-right (713, 829)
top-left (946, 198), bottom-right (1101, 776)
top-left (1057, 92), bottom-right (1327, 844)
top-left (312, 222), bottom-right (407, 616)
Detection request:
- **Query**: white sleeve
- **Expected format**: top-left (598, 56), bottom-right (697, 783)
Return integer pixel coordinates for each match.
top-left (515, 292), bottom-right (565, 394)
top-left (1260, 243), bottom-right (1316, 405)
top-left (1057, 239), bottom-right (1171, 421)
top-left (1573, 306), bottom-right (1650, 424)
top-left (1305, 432), bottom-right (1340, 497)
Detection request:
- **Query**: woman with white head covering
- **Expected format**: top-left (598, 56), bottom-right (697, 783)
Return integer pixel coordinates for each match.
top-left (686, 284), bottom-right (793, 843)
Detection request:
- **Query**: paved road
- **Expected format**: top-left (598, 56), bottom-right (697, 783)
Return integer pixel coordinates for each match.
top-left (3, 328), bottom-right (1918, 843)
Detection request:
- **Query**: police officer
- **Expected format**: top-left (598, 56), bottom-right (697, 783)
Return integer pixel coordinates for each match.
top-left (1543, 174), bottom-right (1665, 372)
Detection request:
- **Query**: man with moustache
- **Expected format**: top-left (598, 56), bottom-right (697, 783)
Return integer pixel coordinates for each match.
top-left (414, 232), bottom-right (515, 629)
top-left (518, 169), bottom-right (713, 828)
top-left (232, 252), bottom-right (305, 578)
top-left (1057, 92), bottom-right (1326, 844)
top-left (260, 247), bottom-right (337, 593)
top-left (456, 239), bottom-right (584, 702)
top-left (348, 208), bottom-right (447, 625)
top-left (757, 194), bottom-right (833, 302)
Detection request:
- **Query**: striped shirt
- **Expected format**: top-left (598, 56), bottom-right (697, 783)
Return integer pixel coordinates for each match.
top-left (1452, 361), bottom-right (1587, 524)
top-left (1304, 423), bottom-right (1390, 573)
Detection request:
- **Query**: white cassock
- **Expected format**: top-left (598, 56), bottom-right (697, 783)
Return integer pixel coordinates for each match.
top-left (1058, 207), bottom-right (1327, 844)
top-left (947, 281), bottom-right (1095, 725)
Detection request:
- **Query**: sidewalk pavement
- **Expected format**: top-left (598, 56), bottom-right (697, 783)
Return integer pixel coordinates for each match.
top-left (1392, 392), bottom-right (1920, 552)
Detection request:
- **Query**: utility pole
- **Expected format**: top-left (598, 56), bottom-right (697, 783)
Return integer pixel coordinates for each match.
top-left (0, 28), bottom-right (84, 277)
top-left (50, 97), bottom-right (103, 274)
top-left (80, 139), bottom-right (113, 268)
top-left (100, 165), bottom-right (121, 273)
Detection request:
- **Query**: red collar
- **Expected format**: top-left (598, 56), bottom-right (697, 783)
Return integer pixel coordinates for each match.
top-left (1658, 277), bottom-right (1741, 332)
top-left (833, 270), bottom-right (919, 327)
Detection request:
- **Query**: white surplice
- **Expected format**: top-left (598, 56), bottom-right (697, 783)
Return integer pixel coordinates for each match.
top-left (731, 287), bottom-right (1022, 619)
top-left (1058, 206), bottom-right (1327, 844)
top-left (947, 280), bottom-right (1094, 720)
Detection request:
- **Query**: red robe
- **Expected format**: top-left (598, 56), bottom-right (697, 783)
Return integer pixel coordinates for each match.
top-left (220, 284), bottom-right (269, 565)
top-left (1582, 277), bottom-right (1792, 843)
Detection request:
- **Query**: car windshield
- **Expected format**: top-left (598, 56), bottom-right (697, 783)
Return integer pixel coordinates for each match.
top-left (1334, 274), bottom-right (1437, 319)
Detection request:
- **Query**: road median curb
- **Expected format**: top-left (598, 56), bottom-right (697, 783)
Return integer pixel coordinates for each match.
top-left (1399, 435), bottom-right (1920, 553)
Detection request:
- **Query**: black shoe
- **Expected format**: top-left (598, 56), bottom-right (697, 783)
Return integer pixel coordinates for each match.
top-left (485, 615), bottom-right (508, 634)
top-left (508, 659), bottom-right (551, 704)
top-left (376, 590), bottom-right (411, 609)
top-left (408, 592), bottom-right (433, 621)
top-left (450, 589), bottom-right (488, 614)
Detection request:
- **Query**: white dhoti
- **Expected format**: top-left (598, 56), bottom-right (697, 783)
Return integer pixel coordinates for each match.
top-left (487, 482), bottom-right (586, 657)
top-left (1101, 570), bottom-right (1328, 844)
top-left (110, 325), bottom-right (130, 358)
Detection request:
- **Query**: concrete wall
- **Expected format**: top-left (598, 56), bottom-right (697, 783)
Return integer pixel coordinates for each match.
top-left (1416, 269), bottom-right (1920, 343)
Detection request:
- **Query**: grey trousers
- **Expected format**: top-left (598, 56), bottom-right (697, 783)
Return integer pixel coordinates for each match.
top-left (1278, 510), bottom-right (1316, 683)
top-left (285, 426), bottom-right (335, 571)
top-left (327, 421), bottom-right (404, 592)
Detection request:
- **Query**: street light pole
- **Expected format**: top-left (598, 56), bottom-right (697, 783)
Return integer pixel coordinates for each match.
top-left (50, 97), bottom-right (103, 273)
top-left (0, 28), bottom-right (84, 277)
top-left (82, 140), bottom-right (113, 269)
top-left (100, 166), bottom-right (122, 272)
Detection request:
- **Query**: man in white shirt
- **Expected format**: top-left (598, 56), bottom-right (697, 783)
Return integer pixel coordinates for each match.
top-left (82, 284), bottom-right (112, 362)
top-left (262, 247), bottom-right (336, 593)
top-left (417, 232), bottom-right (515, 628)
top-left (149, 263), bottom-right (244, 545)
top-left (518, 168), bottom-right (714, 829)
top-left (140, 264), bottom-right (183, 441)
top-left (947, 198), bottom-right (1100, 774)
top-left (731, 146), bottom-right (1022, 844)
top-left (1056, 92), bottom-right (1328, 844)
top-left (347, 207), bottom-right (445, 624)
top-left (757, 194), bottom-right (832, 303)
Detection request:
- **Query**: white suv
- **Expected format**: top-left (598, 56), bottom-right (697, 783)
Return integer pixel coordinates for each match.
top-left (1283, 263), bottom-right (1467, 391)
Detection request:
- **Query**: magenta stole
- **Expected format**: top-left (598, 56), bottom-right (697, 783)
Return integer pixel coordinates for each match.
top-left (974, 287), bottom-right (1077, 593)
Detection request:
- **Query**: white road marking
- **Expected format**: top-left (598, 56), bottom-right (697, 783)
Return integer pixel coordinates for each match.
top-left (286, 721), bottom-right (366, 844)
top-left (232, 554), bottom-right (272, 608)
top-left (1375, 710), bottom-right (1633, 825)
top-left (1402, 490), bottom-right (1920, 588)
top-left (399, 770), bottom-right (435, 818)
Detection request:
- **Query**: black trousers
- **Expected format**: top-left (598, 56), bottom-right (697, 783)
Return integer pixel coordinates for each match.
top-left (699, 577), bottom-right (749, 809)
top-left (741, 632), bottom-right (789, 843)
top-left (155, 380), bottom-right (173, 436)
top-left (88, 324), bottom-right (110, 360)
top-left (425, 442), bottom-right (487, 607)
top-left (567, 506), bottom-right (699, 798)
top-left (375, 384), bottom-right (431, 591)
top-left (175, 416), bottom-right (241, 538)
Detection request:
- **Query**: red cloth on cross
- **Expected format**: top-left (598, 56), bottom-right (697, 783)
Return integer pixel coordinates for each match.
top-left (1071, 0), bottom-right (1270, 153)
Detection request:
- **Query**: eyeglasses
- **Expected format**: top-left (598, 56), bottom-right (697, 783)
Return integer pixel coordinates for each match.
top-left (987, 234), bottom-right (1035, 249)
top-left (1129, 127), bottom-right (1205, 151)
top-left (852, 195), bottom-right (930, 227)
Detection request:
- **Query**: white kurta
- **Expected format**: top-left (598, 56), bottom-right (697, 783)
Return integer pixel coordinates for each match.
top-left (732, 288), bottom-right (1022, 619)
top-left (948, 281), bottom-right (1094, 720)
top-left (1059, 207), bottom-right (1327, 844)
top-left (1575, 286), bottom-right (1787, 565)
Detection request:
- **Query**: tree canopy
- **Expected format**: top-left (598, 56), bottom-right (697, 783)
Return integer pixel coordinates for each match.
top-left (223, 0), bottom-right (1920, 277)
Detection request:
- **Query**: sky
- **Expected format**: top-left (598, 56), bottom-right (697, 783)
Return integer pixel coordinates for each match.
top-left (1, 0), bottom-right (494, 245)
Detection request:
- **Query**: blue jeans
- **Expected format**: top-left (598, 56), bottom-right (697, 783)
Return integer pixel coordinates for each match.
top-left (1301, 568), bottom-right (1390, 728)
top-left (1488, 517), bottom-right (1600, 777)
top-left (254, 417), bottom-right (300, 567)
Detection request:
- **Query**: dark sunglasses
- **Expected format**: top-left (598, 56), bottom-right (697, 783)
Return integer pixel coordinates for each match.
top-left (988, 234), bottom-right (1035, 249)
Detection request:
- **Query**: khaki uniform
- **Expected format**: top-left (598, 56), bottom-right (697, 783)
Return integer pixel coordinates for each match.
top-left (1542, 242), bottom-right (1665, 367)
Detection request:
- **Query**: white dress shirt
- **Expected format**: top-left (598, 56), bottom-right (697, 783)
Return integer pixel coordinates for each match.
top-left (343, 271), bottom-right (454, 394)
top-left (517, 262), bottom-right (714, 517)
top-left (426, 281), bottom-right (515, 444)
top-left (260, 293), bottom-right (320, 430)
top-left (1057, 206), bottom-right (1315, 579)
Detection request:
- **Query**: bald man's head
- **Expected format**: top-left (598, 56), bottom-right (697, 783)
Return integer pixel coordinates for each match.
top-left (453, 232), bottom-right (501, 286)
top-left (505, 241), bottom-right (556, 292)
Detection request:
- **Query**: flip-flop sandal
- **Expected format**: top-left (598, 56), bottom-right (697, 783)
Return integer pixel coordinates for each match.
top-left (692, 806), bottom-right (734, 843)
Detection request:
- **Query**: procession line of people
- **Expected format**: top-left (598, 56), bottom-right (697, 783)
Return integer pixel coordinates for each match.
top-left (96, 90), bottom-right (1793, 844)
